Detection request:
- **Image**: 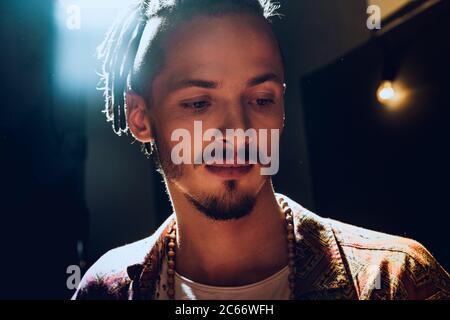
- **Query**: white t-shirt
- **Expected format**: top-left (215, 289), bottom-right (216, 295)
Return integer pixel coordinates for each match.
top-left (155, 259), bottom-right (290, 300)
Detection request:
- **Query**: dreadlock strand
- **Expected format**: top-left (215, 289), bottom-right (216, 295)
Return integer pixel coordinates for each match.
top-left (110, 7), bottom-right (143, 134)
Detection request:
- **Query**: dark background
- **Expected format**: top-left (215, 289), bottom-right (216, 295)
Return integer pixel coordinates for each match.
top-left (0, 0), bottom-right (448, 299)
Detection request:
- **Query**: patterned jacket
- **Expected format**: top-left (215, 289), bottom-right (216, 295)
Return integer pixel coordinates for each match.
top-left (72, 194), bottom-right (449, 300)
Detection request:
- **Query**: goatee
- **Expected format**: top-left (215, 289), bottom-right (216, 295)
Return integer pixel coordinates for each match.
top-left (184, 181), bottom-right (257, 221)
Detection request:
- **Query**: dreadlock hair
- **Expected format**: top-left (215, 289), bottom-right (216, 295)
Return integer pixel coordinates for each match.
top-left (97, 0), bottom-right (282, 156)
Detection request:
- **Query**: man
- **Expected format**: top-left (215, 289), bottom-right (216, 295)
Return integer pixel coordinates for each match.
top-left (73, 0), bottom-right (449, 300)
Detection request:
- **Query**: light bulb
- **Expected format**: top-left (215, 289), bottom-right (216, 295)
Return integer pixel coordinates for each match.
top-left (377, 80), bottom-right (396, 103)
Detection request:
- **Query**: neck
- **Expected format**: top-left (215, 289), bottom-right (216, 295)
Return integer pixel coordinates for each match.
top-left (166, 180), bottom-right (288, 286)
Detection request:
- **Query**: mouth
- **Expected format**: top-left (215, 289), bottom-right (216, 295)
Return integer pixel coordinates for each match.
top-left (204, 164), bottom-right (254, 179)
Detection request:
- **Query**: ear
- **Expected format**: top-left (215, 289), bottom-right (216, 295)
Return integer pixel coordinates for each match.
top-left (126, 90), bottom-right (154, 143)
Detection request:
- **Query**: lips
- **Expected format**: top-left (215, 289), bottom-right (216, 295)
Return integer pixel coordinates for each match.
top-left (204, 164), bottom-right (253, 179)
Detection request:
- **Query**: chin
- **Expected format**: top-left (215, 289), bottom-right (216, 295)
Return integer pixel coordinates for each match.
top-left (185, 187), bottom-right (258, 221)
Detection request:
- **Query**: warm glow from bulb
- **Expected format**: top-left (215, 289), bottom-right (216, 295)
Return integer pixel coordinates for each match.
top-left (375, 80), bottom-right (410, 112)
top-left (377, 80), bottom-right (396, 102)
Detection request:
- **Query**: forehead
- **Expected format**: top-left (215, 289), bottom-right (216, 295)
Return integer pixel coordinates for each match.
top-left (154, 13), bottom-right (284, 89)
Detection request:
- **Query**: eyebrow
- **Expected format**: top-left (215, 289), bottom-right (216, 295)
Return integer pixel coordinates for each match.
top-left (170, 72), bottom-right (283, 92)
top-left (246, 72), bottom-right (283, 87)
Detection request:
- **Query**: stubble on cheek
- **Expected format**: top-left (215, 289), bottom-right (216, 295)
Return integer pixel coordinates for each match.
top-left (152, 139), bottom-right (184, 180)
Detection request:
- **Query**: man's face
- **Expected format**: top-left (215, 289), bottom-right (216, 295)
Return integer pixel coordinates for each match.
top-left (147, 13), bottom-right (285, 220)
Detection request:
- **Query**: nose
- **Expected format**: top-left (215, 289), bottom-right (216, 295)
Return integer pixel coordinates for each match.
top-left (218, 100), bottom-right (256, 162)
top-left (220, 99), bottom-right (250, 132)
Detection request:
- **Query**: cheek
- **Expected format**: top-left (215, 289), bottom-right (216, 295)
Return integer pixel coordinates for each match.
top-left (154, 122), bottom-right (201, 165)
top-left (251, 102), bottom-right (284, 129)
top-left (274, 103), bottom-right (285, 130)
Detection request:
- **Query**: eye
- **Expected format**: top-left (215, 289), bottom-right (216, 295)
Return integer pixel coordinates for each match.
top-left (250, 98), bottom-right (275, 107)
top-left (180, 100), bottom-right (211, 111)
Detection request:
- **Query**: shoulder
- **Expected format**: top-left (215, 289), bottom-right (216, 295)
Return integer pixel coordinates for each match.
top-left (278, 192), bottom-right (449, 300)
top-left (71, 236), bottom-right (154, 300)
top-left (326, 217), bottom-right (450, 299)
top-left (72, 215), bottom-right (174, 300)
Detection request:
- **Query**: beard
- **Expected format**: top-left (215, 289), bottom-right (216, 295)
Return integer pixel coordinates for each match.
top-left (151, 140), bottom-right (258, 221)
top-left (183, 180), bottom-right (257, 221)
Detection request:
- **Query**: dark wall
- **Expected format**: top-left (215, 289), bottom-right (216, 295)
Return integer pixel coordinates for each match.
top-left (301, 1), bottom-right (450, 269)
top-left (0, 0), bottom-right (86, 298)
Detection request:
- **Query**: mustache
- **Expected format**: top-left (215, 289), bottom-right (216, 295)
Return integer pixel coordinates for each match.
top-left (193, 142), bottom-right (267, 166)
